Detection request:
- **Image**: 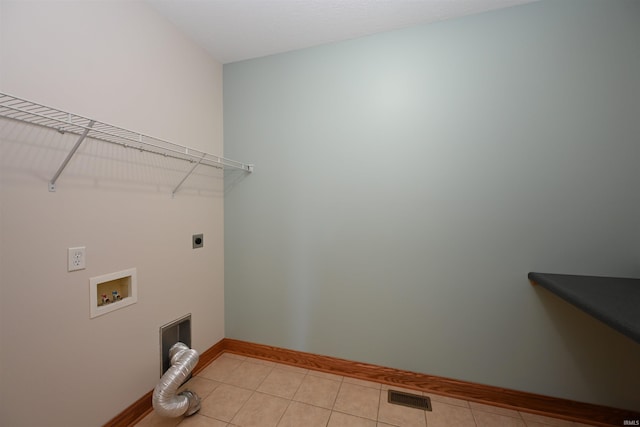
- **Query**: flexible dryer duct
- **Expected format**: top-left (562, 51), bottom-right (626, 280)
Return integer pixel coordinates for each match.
top-left (152, 342), bottom-right (201, 418)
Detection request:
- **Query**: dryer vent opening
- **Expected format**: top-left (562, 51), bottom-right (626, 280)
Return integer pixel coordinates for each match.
top-left (160, 314), bottom-right (191, 377)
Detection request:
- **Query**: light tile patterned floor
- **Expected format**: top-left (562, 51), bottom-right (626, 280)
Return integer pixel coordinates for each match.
top-left (135, 353), bottom-right (595, 427)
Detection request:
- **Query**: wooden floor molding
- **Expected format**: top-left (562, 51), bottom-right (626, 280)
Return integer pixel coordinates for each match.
top-left (102, 338), bottom-right (227, 427)
top-left (104, 337), bottom-right (639, 427)
top-left (192, 338), bottom-right (226, 377)
top-left (102, 390), bottom-right (153, 427)
top-left (224, 338), bottom-right (639, 427)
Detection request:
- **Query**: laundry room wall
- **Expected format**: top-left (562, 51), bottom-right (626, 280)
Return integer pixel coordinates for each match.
top-left (224, 0), bottom-right (640, 410)
top-left (0, 1), bottom-right (225, 425)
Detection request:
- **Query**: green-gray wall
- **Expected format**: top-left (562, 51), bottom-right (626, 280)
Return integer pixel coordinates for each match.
top-left (224, 0), bottom-right (640, 409)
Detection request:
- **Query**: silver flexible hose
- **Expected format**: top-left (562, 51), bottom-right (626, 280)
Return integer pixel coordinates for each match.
top-left (152, 342), bottom-right (201, 418)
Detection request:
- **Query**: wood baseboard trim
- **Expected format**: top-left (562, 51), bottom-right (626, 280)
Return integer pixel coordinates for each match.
top-left (223, 338), bottom-right (639, 427)
top-left (105, 337), bottom-right (639, 427)
top-left (102, 390), bottom-right (153, 427)
top-left (192, 337), bottom-right (226, 376)
top-left (102, 338), bottom-right (226, 427)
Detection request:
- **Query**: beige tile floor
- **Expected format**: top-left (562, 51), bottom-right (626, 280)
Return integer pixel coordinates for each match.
top-left (136, 353), bottom-right (595, 427)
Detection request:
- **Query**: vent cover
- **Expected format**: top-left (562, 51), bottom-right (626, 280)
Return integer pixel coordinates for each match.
top-left (160, 314), bottom-right (191, 377)
top-left (388, 390), bottom-right (432, 411)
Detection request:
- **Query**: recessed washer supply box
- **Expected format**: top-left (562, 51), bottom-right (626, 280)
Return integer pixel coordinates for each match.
top-left (89, 268), bottom-right (137, 318)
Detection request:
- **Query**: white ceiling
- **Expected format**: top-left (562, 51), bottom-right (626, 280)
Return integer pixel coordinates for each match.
top-left (149, 0), bottom-right (536, 64)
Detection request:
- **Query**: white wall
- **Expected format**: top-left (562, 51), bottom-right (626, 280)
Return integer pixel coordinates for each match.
top-left (0, 2), bottom-right (224, 426)
top-left (224, 0), bottom-right (640, 410)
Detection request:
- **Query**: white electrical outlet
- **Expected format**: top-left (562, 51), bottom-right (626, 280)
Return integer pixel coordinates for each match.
top-left (68, 246), bottom-right (86, 271)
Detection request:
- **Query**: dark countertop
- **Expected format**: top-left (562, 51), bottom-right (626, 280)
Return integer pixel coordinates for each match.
top-left (528, 272), bottom-right (640, 344)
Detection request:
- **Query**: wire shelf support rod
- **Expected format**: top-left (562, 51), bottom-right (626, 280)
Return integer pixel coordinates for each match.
top-left (0, 92), bottom-right (254, 194)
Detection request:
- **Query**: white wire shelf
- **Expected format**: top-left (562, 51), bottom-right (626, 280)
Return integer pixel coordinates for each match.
top-left (0, 92), bottom-right (253, 194)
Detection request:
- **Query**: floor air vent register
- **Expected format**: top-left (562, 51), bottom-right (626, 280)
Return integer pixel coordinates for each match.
top-left (387, 390), bottom-right (432, 411)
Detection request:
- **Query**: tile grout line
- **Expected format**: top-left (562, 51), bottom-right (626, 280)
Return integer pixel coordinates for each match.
top-left (188, 355), bottom-right (591, 427)
top-left (330, 381), bottom-right (381, 425)
top-left (226, 359), bottom-right (273, 426)
top-left (328, 380), bottom-right (346, 426)
top-left (375, 385), bottom-right (381, 424)
top-left (330, 376), bottom-right (344, 412)
top-left (273, 367), bottom-right (309, 427)
top-left (378, 388), bottom-right (384, 426)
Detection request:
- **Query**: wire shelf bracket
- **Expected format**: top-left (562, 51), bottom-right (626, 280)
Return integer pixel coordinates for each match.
top-left (0, 92), bottom-right (254, 194)
top-left (48, 120), bottom-right (95, 192)
top-left (172, 153), bottom-right (206, 198)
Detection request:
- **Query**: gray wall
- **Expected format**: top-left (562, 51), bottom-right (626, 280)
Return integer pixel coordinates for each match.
top-left (224, 0), bottom-right (640, 409)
